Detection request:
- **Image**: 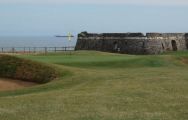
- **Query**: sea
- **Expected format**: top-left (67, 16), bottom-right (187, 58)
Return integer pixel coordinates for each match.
top-left (0, 36), bottom-right (77, 48)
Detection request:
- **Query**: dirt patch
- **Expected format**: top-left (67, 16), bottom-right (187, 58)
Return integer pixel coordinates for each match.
top-left (180, 57), bottom-right (188, 64)
top-left (0, 78), bottom-right (37, 91)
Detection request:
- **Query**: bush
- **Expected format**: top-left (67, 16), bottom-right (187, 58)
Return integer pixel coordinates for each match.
top-left (0, 55), bottom-right (57, 83)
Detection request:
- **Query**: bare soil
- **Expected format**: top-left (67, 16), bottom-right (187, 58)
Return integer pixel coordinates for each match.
top-left (0, 78), bottom-right (36, 91)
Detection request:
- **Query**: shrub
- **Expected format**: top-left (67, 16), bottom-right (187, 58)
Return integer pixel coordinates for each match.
top-left (0, 55), bottom-right (57, 83)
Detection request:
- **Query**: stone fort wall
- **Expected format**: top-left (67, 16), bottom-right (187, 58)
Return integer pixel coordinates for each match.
top-left (75, 32), bottom-right (188, 54)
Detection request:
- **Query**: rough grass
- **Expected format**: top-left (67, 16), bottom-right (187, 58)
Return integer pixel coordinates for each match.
top-left (0, 55), bottom-right (57, 83)
top-left (0, 51), bottom-right (188, 120)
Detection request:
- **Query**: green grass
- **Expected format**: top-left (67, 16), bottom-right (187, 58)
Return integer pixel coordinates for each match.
top-left (0, 51), bottom-right (188, 120)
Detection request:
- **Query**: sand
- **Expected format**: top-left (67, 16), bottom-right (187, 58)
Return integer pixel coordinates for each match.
top-left (0, 78), bottom-right (36, 91)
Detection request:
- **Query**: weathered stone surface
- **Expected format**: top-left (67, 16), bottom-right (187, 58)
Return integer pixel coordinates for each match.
top-left (75, 32), bottom-right (188, 55)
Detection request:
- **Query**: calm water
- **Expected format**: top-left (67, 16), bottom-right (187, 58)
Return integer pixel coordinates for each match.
top-left (0, 36), bottom-right (77, 47)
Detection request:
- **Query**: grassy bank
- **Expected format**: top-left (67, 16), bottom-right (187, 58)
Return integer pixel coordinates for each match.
top-left (0, 51), bottom-right (188, 120)
top-left (0, 55), bottom-right (57, 83)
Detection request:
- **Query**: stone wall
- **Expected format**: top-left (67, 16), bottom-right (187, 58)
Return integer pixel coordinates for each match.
top-left (185, 33), bottom-right (188, 49)
top-left (75, 32), bottom-right (188, 55)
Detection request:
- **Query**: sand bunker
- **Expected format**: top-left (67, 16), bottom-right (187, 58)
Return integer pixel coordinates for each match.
top-left (0, 78), bottom-right (36, 91)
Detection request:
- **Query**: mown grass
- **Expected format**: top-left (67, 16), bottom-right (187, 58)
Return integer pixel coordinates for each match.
top-left (0, 51), bottom-right (188, 120)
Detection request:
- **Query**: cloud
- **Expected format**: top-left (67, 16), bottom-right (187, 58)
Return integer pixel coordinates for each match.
top-left (1, 0), bottom-right (188, 6)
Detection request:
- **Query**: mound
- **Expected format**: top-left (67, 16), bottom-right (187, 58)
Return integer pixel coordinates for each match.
top-left (0, 55), bottom-right (57, 84)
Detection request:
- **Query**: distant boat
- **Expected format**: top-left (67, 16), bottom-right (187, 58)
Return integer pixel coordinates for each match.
top-left (55, 35), bottom-right (74, 37)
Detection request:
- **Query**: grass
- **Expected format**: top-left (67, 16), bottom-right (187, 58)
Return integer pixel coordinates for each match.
top-left (0, 55), bottom-right (57, 83)
top-left (0, 51), bottom-right (188, 120)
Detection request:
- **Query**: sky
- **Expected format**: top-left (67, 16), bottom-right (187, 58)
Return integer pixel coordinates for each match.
top-left (0, 0), bottom-right (188, 36)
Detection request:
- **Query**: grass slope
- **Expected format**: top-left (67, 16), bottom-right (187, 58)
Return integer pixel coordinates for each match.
top-left (0, 51), bottom-right (188, 120)
top-left (0, 55), bottom-right (57, 83)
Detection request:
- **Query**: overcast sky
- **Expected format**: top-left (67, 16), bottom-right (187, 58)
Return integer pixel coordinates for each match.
top-left (0, 0), bottom-right (188, 36)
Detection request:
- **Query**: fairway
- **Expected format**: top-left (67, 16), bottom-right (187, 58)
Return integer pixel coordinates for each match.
top-left (0, 51), bottom-right (188, 120)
